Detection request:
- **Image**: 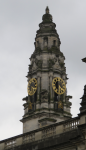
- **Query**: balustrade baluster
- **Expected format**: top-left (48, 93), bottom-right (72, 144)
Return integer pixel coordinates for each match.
top-left (75, 121), bottom-right (76, 128)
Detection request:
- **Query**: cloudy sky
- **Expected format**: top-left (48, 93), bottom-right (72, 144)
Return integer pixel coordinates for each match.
top-left (0, 0), bottom-right (86, 140)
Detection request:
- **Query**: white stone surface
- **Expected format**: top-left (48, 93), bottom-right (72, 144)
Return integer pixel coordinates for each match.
top-left (23, 118), bottom-right (39, 133)
top-left (41, 102), bottom-right (48, 108)
top-left (79, 114), bottom-right (86, 125)
top-left (41, 73), bottom-right (49, 90)
top-left (36, 103), bottom-right (40, 109)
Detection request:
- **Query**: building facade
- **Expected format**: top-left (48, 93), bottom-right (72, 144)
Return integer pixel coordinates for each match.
top-left (0, 7), bottom-right (86, 150)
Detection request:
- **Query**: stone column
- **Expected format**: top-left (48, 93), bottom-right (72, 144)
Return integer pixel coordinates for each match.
top-left (85, 133), bottom-right (86, 150)
top-left (52, 77), bottom-right (54, 100)
top-left (49, 75), bottom-right (54, 110)
top-left (36, 76), bottom-right (41, 110)
top-left (37, 76), bottom-right (40, 101)
top-left (50, 76), bottom-right (53, 100)
top-left (27, 77), bottom-right (31, 103)
top-left (28, 95), bottom-right (30, 103)
top-left (63, 79), bottom-right (66, 102)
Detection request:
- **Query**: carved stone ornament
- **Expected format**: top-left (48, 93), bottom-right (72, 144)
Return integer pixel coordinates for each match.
top-left (58, 101), bottom-right (63, 109)
top-left (53, 60), bottom-right (61, 70)
top-left (48, 59), bottom-right (55, 68)
top-left (41, 89), bottom-right (48, 102)
top-left (35, 58), bottom-right (42, 68)
top-left (84, 85), bottom-right (86, 95)
top-left (28, 102), bottom-right (32, 110)
top-left (53, 57), bottom-right (57, 63)
top-left (32, 62), bottom-right (37, 71)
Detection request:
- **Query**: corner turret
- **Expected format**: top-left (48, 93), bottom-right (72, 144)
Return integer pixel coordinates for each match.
top-left (80, 85), bottom-right (86, 114)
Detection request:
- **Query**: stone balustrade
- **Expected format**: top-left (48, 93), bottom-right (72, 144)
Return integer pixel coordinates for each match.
top-left (0, 117), bottom-right (81, 150)
top-left (64, 117), bottom-right (79, 132)
top-left (42, 127), bottom-right (56, 139)
top-left (5, 140), bottom-right (16, 149)
top-left (23, 133), bottom-right (35, 144)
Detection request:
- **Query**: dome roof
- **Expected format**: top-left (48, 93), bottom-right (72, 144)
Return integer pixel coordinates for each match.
top-left (42, 6), bottom-right (52, 23)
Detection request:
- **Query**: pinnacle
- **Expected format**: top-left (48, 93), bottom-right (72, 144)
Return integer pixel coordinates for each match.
top-left (45, 6), bottom-right (49, 14)
top-left (80, 85), bottom-right (86, 114)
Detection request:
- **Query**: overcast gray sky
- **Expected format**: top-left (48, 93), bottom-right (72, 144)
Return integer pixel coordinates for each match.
top-left (0, 0), bottom-right (86, 140)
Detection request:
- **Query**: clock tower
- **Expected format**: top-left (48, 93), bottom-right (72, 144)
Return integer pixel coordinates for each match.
top-left (21, 6), bottom-right (72, 133)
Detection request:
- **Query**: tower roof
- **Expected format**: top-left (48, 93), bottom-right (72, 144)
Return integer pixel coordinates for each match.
top-left (46, 6), bottom-right (49, 14)
top-left (42, 6), bottom-right (52, 23)
top-left (22, 7), bottom-right (72, 133)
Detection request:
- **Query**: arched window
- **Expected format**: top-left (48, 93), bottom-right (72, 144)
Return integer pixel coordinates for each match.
top-left (44, 37), bottom-right (48, 46)
top-left (53, 40), bottom-right (56, 46)
top-left (37, 41), bottom-right (39, 47)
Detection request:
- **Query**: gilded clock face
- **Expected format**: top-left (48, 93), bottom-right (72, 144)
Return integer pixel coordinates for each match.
top-left (27, 78), bottom-right (37, 96)
top-left (52, 77), bottom-right (66, 95)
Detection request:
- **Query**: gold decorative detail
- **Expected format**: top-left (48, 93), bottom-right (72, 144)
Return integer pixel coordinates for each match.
top-left (58, 101), bottom-right (63, 109)
top-left (28, 102), bottom-right (32, 110)
top-left (52, 77), bottom-right (66, 95)
top-left (27, 78), bottom-right (37, 96)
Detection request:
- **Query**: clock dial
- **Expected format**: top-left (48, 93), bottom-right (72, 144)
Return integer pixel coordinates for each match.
top-left (27, 78), bottom-right (37, 96)
top-left (52, 77), bottom-right (66, 95)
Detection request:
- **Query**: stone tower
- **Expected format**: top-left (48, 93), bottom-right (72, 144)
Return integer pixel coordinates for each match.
top-left (1, 7), bottom-right (86, 150)
top-left (21, 7), bottom-right (72, 133)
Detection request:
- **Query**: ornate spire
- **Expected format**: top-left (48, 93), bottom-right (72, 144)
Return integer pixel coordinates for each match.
top-left (45, 6), bottom-right (49, 14)
top-left (42, 6), bottom-right (52, 23)
top-left (21, 7), bottom-right (72, 133)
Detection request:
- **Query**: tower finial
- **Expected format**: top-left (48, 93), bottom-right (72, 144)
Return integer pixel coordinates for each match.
top-left (45, 6), bottom-right (49, 14)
